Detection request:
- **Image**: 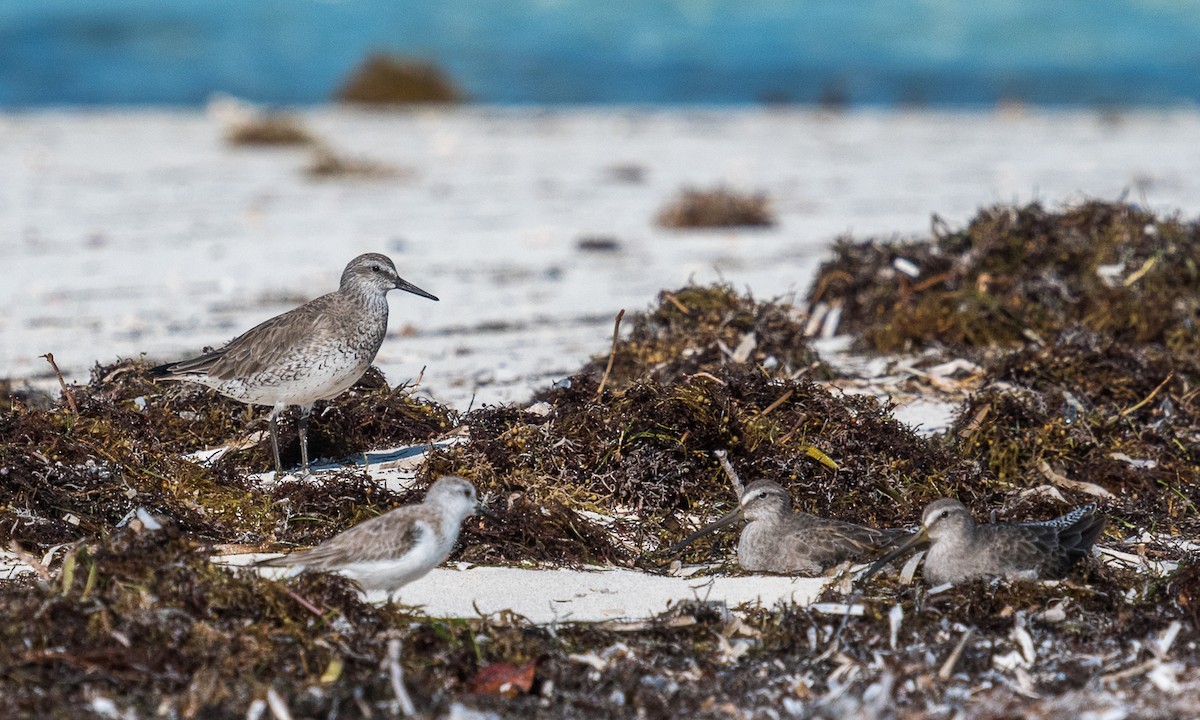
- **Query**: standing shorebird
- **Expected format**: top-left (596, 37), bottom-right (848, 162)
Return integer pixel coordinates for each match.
top-left (257, 476), bottom-right (492, 593)
top-left (152, 253), bottom-right (437, 476)
top-left (666, 480), bottom-right (905, 576)
top-left (864, 499), bottom-right (1106, 584)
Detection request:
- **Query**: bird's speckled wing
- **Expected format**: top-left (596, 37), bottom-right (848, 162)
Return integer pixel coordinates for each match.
top-left (163, 293), bottom-right (339, 380)
top-left (260, 510), bottom-right (427, 569)
top-left (981, 524), bottom-right (1060, 572)
top-left (1025, 505), bottom-right (1105, 575)
top-left (782, 513), bottom-right (897, 565)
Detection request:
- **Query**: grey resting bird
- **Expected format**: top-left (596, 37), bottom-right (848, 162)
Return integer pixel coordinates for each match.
top-left (151, 253), bottom-right (437, 476)
top-left (257, 476), bottom-right (494, 593)
top-left (864, 498), bottom-right (1106, 584)
top-left (667, 480), bottom-right (906, 576)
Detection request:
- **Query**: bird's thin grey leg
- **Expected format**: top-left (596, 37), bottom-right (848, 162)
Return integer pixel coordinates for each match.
top-left (269, 405), bottom-right (284, 478)
top-left (298, 403), bottom-right (313, 476)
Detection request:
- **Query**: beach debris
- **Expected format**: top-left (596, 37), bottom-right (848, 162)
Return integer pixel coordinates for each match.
top-left (336, 53), bottom-right (464, 104)
top-left (207, 94), bottom-right (315, 146)
top-left (808, 200), bottom-right (1200, 352)
top-left (305, 145), bottom-right (402, 180)
top-left (575, 236), bottom-right (622, 252)
top-left (656, 187), bottom-right (775, 228)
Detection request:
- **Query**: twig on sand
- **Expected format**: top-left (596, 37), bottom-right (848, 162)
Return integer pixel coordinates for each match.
top-left (281, 586), bottom-right (326, 618)
top-left (1117, 372), bottom-right (1173, 419)
top-left (938, 627), bottom-right (974, 680)
top-left (9, 541), bottom-right (53, 584)
top-left (712, 449), bottom-right (744, 499)
top-left (41, 353), bottom-right (77, 416)
top-left (595, 309), bottom-right (625, 401)
top-left (758, 388), bottom-right (794, 417)
top-left (663, 293), bottom-right (691, 314)
top-left (386, 638), bottom-right (417, 717)
top-left (266, 687), bottom-right (294, 720)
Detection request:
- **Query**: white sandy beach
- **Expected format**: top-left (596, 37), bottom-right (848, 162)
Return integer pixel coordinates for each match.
top-left (4, 107), bottom-right (1200, 412)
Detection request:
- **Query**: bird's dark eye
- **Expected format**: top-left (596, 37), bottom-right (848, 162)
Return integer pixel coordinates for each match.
top-left (371, 264), bottom-right (382, 273)
top-left (941, 510), bottom-right (950, 518)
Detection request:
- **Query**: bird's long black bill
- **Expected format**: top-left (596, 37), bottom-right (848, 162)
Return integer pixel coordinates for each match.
top-left (665, 508), bottom-right (742, 556)
top-left (860, 527), bottom-right (929, 581)
top-left (396, 277), bottom-right (439, 301)
top-left (477, 507), bottom-right (502, 524)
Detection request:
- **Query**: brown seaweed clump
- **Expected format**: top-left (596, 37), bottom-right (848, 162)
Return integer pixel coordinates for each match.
top-left (304, 145), bottom-right (402, 180)
top-left (656, 187), bottom-right (775, 228)
top-left (579, 284), bottom-right (830, 390)
top-left (809, 201), bottom-right (1200, 352)
top-left (952, 330), bottom-right (1200, 534)
top-left (336, 53), bottom-right (464, 104)
top-left (225, 114), bottom-right (314, 146)
top-left (0, 361), bottom-right (451, 552)
top-left (0, 522), bottom-right (566, 718)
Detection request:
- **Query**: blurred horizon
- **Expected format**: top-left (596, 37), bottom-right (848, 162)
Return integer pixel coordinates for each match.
top-left (2, 0), bottom-right (1200, 108)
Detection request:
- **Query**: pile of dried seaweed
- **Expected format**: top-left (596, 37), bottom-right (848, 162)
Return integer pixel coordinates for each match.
top-left (656, 187), bottom-right (775, 228)
top-left (808, 201), bottom-right (1200, 353)
top-left (336, 53), bottom-right (465, 104)
top-left (574, 285), bottom-right (829, 390)
top-left (951, 330), bottom-right (1200, 534)
top-left (0, 361), bottom-right (451, 551)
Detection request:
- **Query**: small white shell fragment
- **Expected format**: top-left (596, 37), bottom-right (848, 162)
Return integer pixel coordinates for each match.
top-left (888, 603), bottom-right (904, 650)
top-left (892, 257), bottom-right (920, 278)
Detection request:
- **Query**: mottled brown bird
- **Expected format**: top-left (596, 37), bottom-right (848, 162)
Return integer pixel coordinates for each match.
top-left (866, 498), bottom-right (1106, 584)
top-left (668, 480), bottom-right (905, 575)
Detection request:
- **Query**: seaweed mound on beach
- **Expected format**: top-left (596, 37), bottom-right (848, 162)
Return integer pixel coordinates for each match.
top-left (808, 201), bottom-right (1200, 352)
top-left (0, 521), bottom-right (584, 718)
top-left (656, 187), bottom-right (775, 228)
top-left (336, 53), bottom-right (464, 104)
top-left (225, 114), bottom-right (314, 146)
top-left (0, 361), bottom-right (450, 551)
top-left (577, 284), bottom-right (830, 390)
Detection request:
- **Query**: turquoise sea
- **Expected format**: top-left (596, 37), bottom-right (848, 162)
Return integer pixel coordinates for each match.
top-left (2, 0), bottom-right (1199, 106)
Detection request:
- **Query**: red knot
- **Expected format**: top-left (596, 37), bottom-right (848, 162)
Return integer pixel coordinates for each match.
top-left (152, 253), bottom-right (437, 476)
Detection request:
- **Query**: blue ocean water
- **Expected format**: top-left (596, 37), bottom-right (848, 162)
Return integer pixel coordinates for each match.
top-left (1, 0), bottom-right (1199, 107)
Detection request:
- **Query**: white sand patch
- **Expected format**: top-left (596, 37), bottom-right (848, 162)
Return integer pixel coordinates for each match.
top-left (383, 565), bottom-right (829, 623)
top-left (219, 553), bottom-right (830, 623)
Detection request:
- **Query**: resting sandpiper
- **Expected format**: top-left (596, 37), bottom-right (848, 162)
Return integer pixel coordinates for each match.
top-left (257, 476), bottom-right (490, 593)
top-left (865, 498), bottom-right (1106, 584)
top-left (152, 253), bottom-right (437, 476)
top-left (668, 480), bottom-right (904, 575)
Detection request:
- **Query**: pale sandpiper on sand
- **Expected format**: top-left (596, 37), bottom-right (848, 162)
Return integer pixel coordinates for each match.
top-left (257, 476), bottom-right (493, 594)
top-left (864, 498), bottom-right (1106, 584)
top-left (152, 253), bottom-right (437, 476)
top-left (667, 480), bottom-right (907, 575)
